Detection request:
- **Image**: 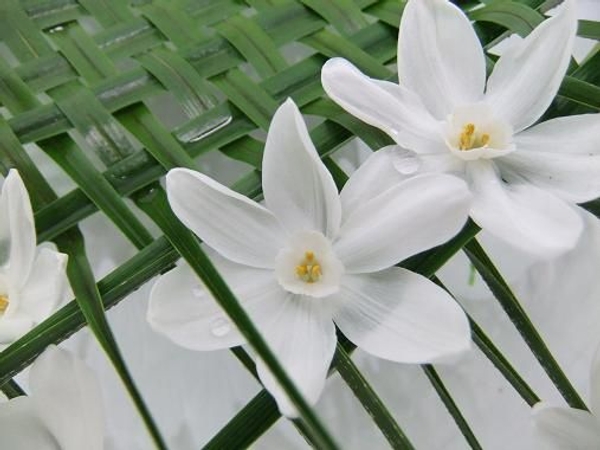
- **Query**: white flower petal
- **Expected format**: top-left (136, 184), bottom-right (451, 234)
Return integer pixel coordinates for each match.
top-left (533, 403), bottom-right (600, 449)
top-left (485, 0), bottom-right (577, 132)
top-left (29, 346), bottom-right (104, 450)
top-left (0, 314), bottom-right (34, 345)
top-left (0, 396), bottom-right (60, 450)
top-left (166, 168), bottom-right (286, 269)
top-left (18, 248), bottom-right (68, 323)
top-left (398, 0), bottom-right (486, 118)
top-left (255, 295), bottom-right (336, 418)
top-left (332, 268), bottom-right (471, 363)
top-left (148, 255), bottom-right (282, 351)
top-left (468, 160), bottom-right (583, 257)
top-left (321, 58), bottom-right (444, 153)
top-left (499, 152), bottom-right (600, 205)
top-left (339, 146), bottom-right (413, 216)
top-left (0, 170), bottom-right (36, 290)
top-left (515, 114), bottom-right (600, 155)
top-left (262, 99), bottom-right (341, 238)
top-left (501, 115), bottom-right (600, 202)
top-left (591, 345), bottom-right (600, 414)
top-left (335, 173), bottom-right (471, 274)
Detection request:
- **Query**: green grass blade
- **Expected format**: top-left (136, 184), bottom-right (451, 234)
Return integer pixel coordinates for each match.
top-left (422, 366), bottom-right (483, 450)
top-left (464, 239), bottom-right (588, 411)
top-left (334, 345), bottom-right (415, 450)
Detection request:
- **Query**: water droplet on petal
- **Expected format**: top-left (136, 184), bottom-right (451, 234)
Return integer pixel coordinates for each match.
top-left (210, 318), bottom-right (231, 337)
top-left (192, 286), bottom-right (204, 297)
top-left (392, 149), bottom-right (421, 175)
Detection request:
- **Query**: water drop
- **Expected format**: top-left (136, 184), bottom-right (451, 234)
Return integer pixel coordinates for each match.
top-left (210, 318), bottom-right (231, 337)
top-left (192, 286), bottom-right (204, 297)
top-left (392, 149), bottom-right (421, 175)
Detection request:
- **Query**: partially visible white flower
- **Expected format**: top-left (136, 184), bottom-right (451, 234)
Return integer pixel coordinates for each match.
top-left (533, 344), bottom-right (600, 448)
top-left (321, 0), bottom-right (600, 258)
top-left (0, 170), bottom-right (69, 348)
top-left (148, 98), bottom-right (472, 417)
top-left (0, 345), bottom-right (105, 450)
top-left (489, 0), bottom-right (600, 63)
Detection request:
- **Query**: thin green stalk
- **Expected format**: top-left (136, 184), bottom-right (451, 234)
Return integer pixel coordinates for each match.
top-left (334, 345), bottom-right (415, 450)
top-left (422, 366), bottom-right (483, 450)
top-left (60, 230), bottom-right (168, 450)
top-left (431, 276), bottom-right (540, 407)
top-left (470, 318), bottom-right (540, 407)
top-left (464, 239), bottom-right (588, 410)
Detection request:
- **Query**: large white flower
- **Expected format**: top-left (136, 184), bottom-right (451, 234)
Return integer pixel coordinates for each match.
top-left (148, 98), bottom-right (472, 417)
top-left (532, 345), bottom-right (600, 449)
top-left (321, 0), bottom-right (600, 257)
top-left (0, 345), bottom-right (105, 450)
top-left (0, 170), bottom-right (69, 348)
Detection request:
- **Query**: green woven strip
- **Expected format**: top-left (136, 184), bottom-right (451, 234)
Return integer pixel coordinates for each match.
top-left (137, 48), bottom-right (219, 118)
top-left (77, 0), bottom-right (134, 27)
top-left (21, 0), bottom-right (83, 30)
top-left (38, 134), bottom-right (154, 249)
top-left (0, 58), bottom-right (40, 113)
top-left (217, 16), bottom-right (288, 78)
top-left (302, 29), bottom-right (391, 78)
top-left (52, 83), bottom-right (137, 166)
top-left (212, 69), bottom-right (279, 129)
top-left (140, 3), bottom-right (206, 49)
top-left (15, 54), bottom-right (78, 92)
top-left (51, 24), bottom-right (118, 83)
top-left (119, 104), bottom-right (198, 170)
top-left (0, 0), bottom-right (53, 61)
top-left (300, 0), bottom-right (370, 35)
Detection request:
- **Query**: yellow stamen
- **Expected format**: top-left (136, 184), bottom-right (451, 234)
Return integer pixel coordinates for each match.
top-left (295, 251), bottom-right (322, 283)
top-left (459, 123), bottom-right (491, 150)
top-left (0, 295), bottom-right (9, 314)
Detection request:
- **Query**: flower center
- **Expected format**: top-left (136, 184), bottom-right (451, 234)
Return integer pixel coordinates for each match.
top-left (444, 103), bottom-right (515, 161)
top-left (0, 295), bottom-right (8, 315)
top-left (275, 230), bottom-right (344, 298)
top-left (459, 123), bottom-right (490, 151)
top-left (295, 251), bottom-right (322, 283)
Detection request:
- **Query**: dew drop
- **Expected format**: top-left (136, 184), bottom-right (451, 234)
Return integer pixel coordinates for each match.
top-left (392, 149), bottom-right (421, 175)
top-left (192, 285), bottom-right (204, 297)
top-left (210, 318), bottom-right (231, 337)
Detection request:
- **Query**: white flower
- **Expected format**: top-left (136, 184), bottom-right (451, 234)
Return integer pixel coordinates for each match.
top-left (148, 98), bottom-right (472, 417)
top-left (532, 346), bottom-right (600, 449)
top-left (321, 0), bottom-right (600, 257)
top-left (0, 345), bottom-right (105, 450)
top-left (0, 170), bottom-right (69, 348)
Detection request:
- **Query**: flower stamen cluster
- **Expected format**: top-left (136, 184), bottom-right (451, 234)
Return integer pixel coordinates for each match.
top-left (0, 295), bottom-right (8, 314)
top-left (295, 251), bottom-right (322, 283)
top-left (459, 123), bottom-right (490, 151)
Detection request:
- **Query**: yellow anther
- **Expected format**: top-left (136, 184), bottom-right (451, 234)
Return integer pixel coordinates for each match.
top-left (459, 123), bottom-right (490, 151)
top-left (295, 250), bottom-right (322, 283)
top-left (311, 265), bottom-right (322, 279)
top-left (0, 295), bottom-right (9, 314)
top-left (296, 265), bottom-right (308, 277)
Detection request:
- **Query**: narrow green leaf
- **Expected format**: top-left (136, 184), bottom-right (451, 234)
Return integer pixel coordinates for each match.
top-left (58, 229), bottom-right (168, 450)
top-left (464, 239), bottom-right (588, 411)
top-left (469, 1), bottom-right (544, 37)
top-left (422, 366), bottom-right (483, 450)
top-left (334, 345), bottom-right (415, 450)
